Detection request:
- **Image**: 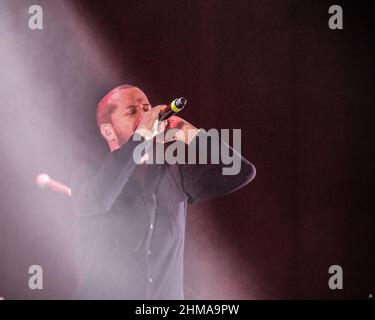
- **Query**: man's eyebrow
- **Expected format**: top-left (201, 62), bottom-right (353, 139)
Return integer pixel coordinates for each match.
top-left (125, 102), bottom-right (149, 109)
top-left (136, 97), bottom-right (150, 104)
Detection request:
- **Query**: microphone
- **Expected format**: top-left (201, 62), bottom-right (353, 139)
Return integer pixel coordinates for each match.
top-left (35, 173), bottom-right (72, 197)
top-left (159, 97), bottom-right (187, 121)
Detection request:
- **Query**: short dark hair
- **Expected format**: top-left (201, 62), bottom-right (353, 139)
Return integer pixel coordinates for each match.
top-left (96, 84), bottom-right (136, 127)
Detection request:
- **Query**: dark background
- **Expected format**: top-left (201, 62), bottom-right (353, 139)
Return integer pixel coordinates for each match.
top-left (0, 0), bottom-right (373, 299)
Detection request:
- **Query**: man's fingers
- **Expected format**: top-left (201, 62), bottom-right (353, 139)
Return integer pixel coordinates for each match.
top-left (151, 104), bottom-right (168, 114)
top-left (135, 105), bottom-right (169, 140)
top-left (142, 105), bottom-right (168, 123)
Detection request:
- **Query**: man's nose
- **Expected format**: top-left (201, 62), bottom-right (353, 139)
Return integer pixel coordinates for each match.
top-left (136, 104), bottom-right (146, 112)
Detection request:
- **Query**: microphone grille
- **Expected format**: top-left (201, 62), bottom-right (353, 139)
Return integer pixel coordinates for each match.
top-left (175, 97), bottom-right (187, 109)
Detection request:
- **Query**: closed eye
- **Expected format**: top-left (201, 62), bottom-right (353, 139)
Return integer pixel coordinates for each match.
top-left (123, 106), bottom-right (137, 116)
top-left (123, 103), bottom-right (150, 116)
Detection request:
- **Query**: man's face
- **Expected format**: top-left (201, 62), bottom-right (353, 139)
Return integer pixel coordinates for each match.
top-left (109, 87), bottom-right (151, 145)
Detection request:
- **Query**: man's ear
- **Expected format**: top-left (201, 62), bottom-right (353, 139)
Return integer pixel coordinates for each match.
top-left (100, 123), bottom-right (117, 142)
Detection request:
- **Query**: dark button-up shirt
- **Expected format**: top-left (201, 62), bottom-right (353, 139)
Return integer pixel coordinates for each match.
top-left (71, 131), bottom-right (255, 299)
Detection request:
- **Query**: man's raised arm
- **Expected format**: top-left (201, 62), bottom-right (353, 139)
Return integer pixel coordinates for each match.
top-left (169, 129), bottom-right (256, 205)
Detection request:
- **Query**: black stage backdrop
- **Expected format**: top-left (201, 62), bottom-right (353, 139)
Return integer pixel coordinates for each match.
top-left (0, 0), bottom-right (373, 299)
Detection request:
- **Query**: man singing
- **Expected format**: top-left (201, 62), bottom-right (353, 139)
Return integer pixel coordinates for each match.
top-left (71, 84), bottom-right (256, 299)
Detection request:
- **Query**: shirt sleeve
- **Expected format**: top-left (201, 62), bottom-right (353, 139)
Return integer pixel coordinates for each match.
top-left (171, 130), bottom-right (256, 205)
top-left (70, 133), bottom-right (152, 217)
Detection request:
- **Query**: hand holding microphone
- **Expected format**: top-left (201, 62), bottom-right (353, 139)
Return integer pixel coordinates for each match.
top-left (159, 97), bottom-right (187, 121)
top-left (135, 97), bottom-right (188, 141)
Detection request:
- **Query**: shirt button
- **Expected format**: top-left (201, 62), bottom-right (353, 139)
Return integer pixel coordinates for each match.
top-left (150, 224), bottom-right (154, 230)
top-left (148, 250), bottom-right (151, 256)
top-left (149, 277), bottom-right (153, 283)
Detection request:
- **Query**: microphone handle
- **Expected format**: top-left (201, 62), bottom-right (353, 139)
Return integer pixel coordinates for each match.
top-left (47, 179), bottom-right (72, 197)
top-left (159, 108), bottom-right (176, 121)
